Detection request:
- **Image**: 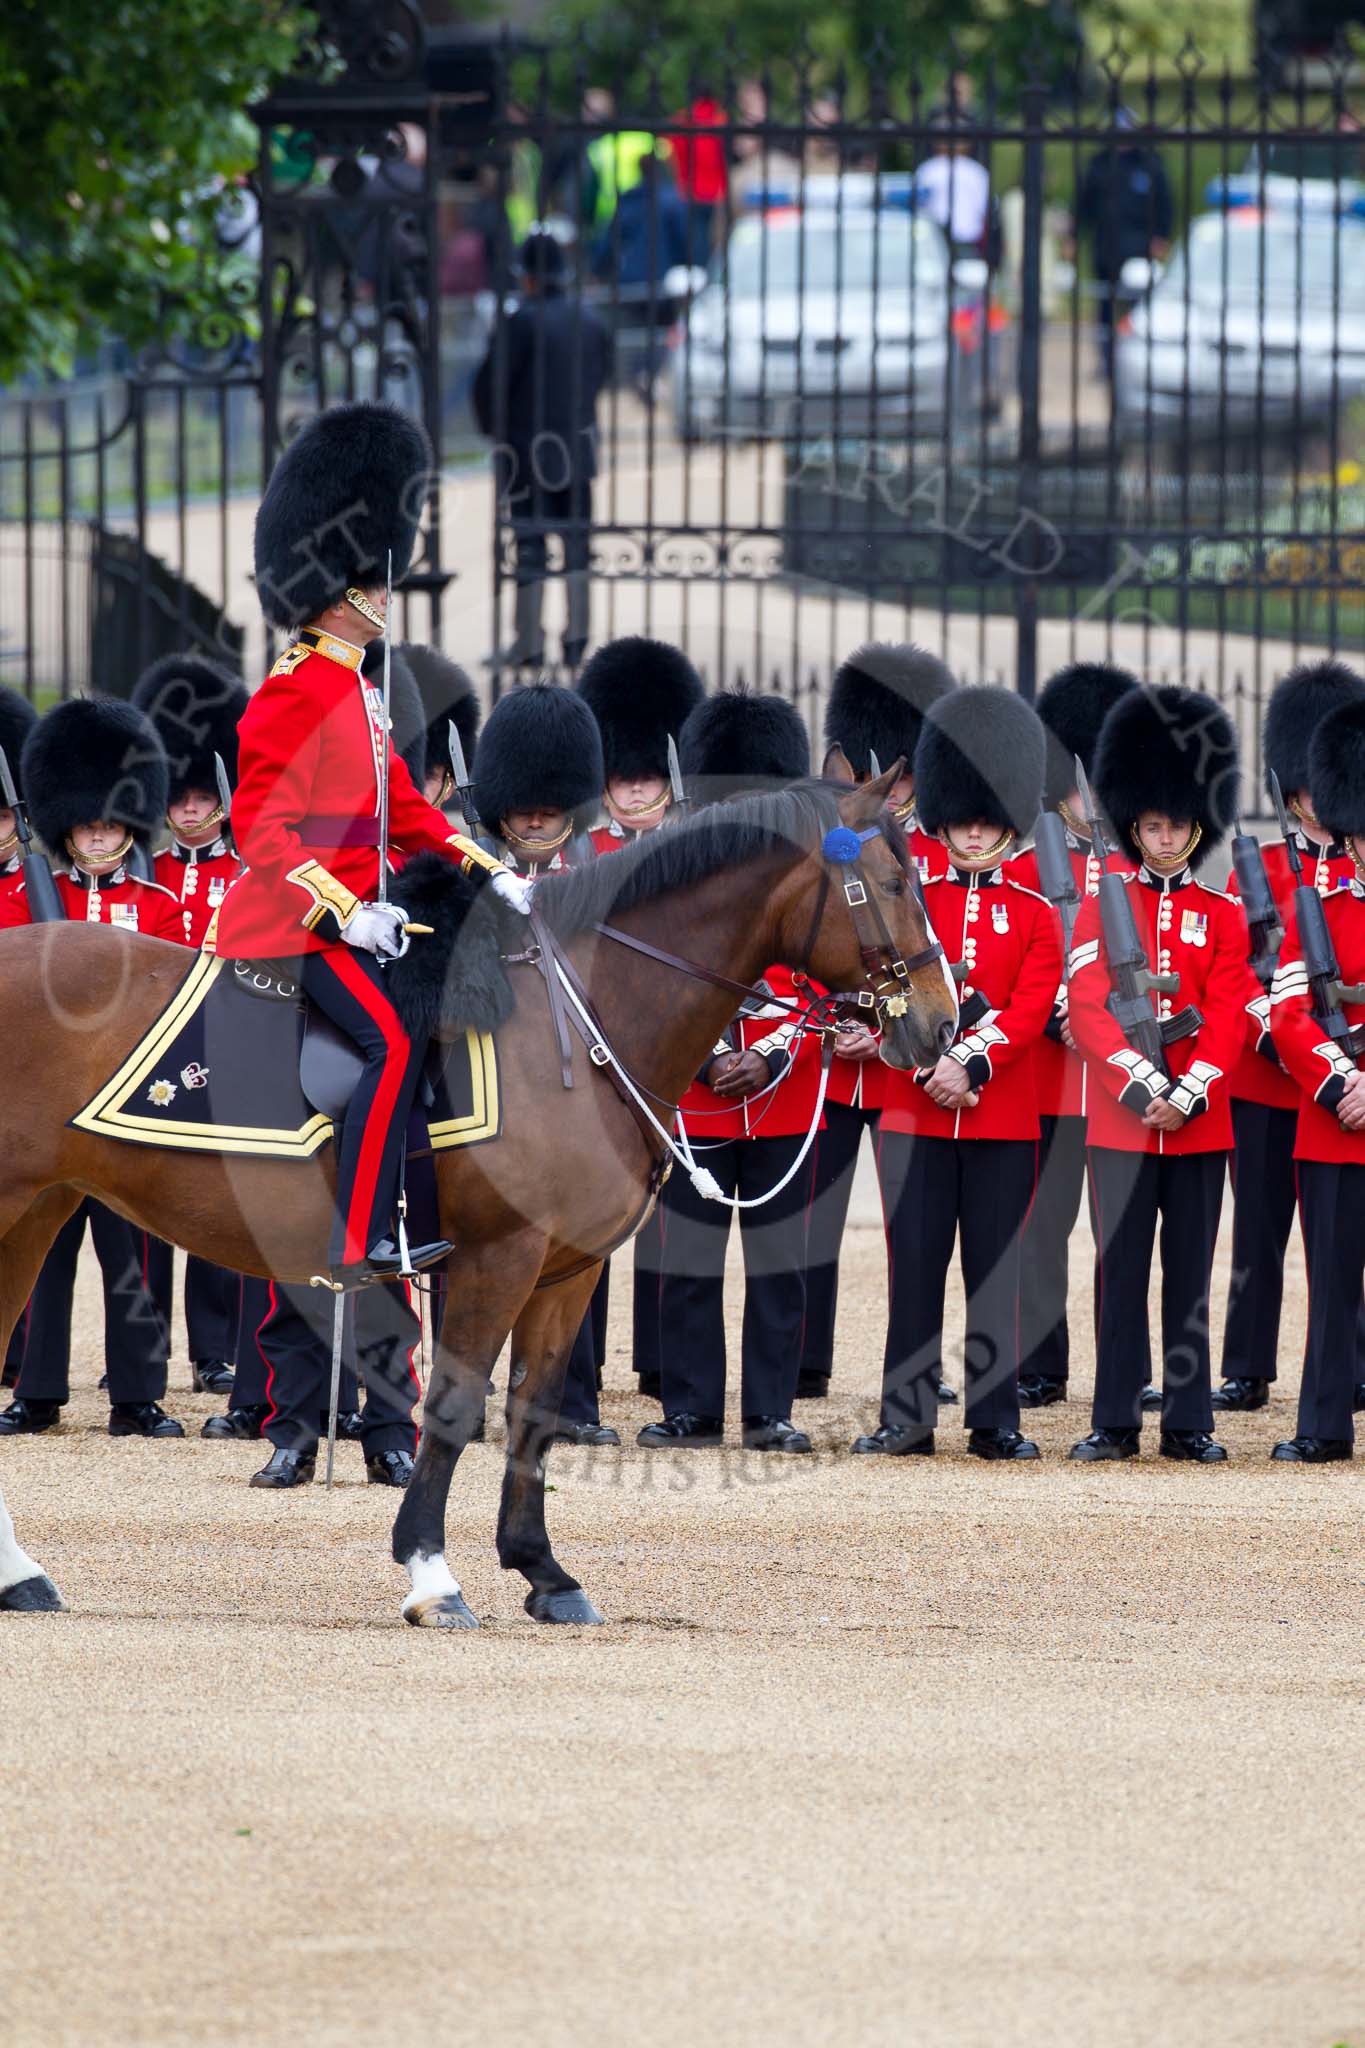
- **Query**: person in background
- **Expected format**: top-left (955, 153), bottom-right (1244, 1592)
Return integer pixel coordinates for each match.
top-left (592, 152), bottom-right (690, 400)
top-left (912, 113), bottom-right (995, 264)
top-left (1070, 108), bottom-right (1173, 378)
top-left (665, 86), bottom-right (730, 266)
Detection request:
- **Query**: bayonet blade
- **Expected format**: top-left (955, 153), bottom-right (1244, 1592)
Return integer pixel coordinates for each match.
top-left (1074, 755), bottom-right (1108, 868)
top-left (666, 732), bottom-right (687, 812)
top-left (447, 719), bottom-right (477, 836)
top-left (0, 744), bottom-right (19, 817)
top-left (213, 751), bottom-right (232, 828)
top-left (868, 748), bottom-right (883, 781)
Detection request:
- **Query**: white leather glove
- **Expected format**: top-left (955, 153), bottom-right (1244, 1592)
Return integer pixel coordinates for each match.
top-left (489, 867), bottom-right (533, 916)
top-left (341, 901), bottom-right (410, 960)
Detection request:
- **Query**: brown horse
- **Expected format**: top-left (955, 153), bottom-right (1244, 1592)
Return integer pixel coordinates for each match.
top-left (0, 770), bottom-right (956, 1627)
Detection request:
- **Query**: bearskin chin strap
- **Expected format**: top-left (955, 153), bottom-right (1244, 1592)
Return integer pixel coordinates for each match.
top-left (169, 807), bottom-right (225, 843)
top-left (1135, 822), bottom-right (1202, 873)
top-left (604, 789), bottom-right (671, 829)
top-left (66, 832), bottom-right (133, 876)
top-left (502, 819), bottom-right (573, 863)
top-left (0, 829), bottom-right (17, 860)
top-left (344, 586), bottom-right (387, 630)
top-left (941, 826), bottom-right (1015, 871)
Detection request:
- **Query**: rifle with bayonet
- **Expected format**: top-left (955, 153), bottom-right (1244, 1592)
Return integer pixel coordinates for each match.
top-left (1075, 756), bottom-right (1202, 1081)
top-left (446, 718), bottom-right (489, 847)
top-left (0, 744), bottom-right (64, 923)
top-left (1270, 771), bottom-right (1365, 1055)
top-left (1229, 819), bottom-right (1283, 990)
top-left (1033, 808), bottom-right (1083, 1044)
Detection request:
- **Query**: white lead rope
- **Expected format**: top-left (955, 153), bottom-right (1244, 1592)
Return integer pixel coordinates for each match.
top-left (551, 955), bottom-right (833, 1210)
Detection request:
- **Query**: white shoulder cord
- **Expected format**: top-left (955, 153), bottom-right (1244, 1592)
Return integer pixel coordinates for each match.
top-left (551, 954), bottom-right (832, 1209)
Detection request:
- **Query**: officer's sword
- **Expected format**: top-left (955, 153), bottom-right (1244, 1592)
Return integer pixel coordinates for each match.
top-left (376, 548), bottom-right (393, 909)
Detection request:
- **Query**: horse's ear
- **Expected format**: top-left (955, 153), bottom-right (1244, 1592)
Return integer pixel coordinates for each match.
top-left (841, 757), bottom-right (904, 825)
top-left (822, 742), bottom-right (856, 786)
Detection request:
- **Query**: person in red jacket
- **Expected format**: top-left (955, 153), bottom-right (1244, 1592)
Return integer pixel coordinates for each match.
top-left (799, 642), bottom-right (958, 1403)
top-left (1003, 659), bottom-right (1140, 1409)
top-left (213, 402), bottom-right (529, 1291)
top-left (576, 636), bottom-right (706, 1405)
top-left (0, 698), bottom-right (188, 1439)
top-left (1216, 657), bottom-right (1365, 1414)
top-left (637, 689), bottom-right (821, 1453)
top-left (1067, 685), bottom-right (1253, 1463)
top-left (1267, 694), bottom-right (1365, 1460)
top-left (858, 687), bottom-right (1057, 1460)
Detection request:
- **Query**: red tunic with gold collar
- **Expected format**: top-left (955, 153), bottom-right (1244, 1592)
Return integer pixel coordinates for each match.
top-left (155, 838), bottom-right (244, 949)
top-left (0, 863), bottom-right (185, 941)
top-left (1268, 879), bottom-right (1365, 1165)
top-left (1225, 833), bottom-right (1358, 1111)
top-left (213, 629), bottom-right (500, 961)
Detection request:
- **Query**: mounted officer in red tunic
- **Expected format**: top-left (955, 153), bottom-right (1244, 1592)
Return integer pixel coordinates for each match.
top-left (212, 402), bottom-right (530, 1287)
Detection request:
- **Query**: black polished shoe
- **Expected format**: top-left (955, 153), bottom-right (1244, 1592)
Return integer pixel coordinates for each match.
top-left (968, 1427), bottom-right (1040, 1461)
top-left (795, 1369), bottom-right (831, 1400)
top-left (366, 1449), bottom-right (415, 1487)
top-left (201, 1403), bottom-right (268, 1441)
top-left (332, 1237), bottom-right (453, 1288)
top-left (934, 1375), bottom-right (959, 1406)
top-left (1160, 1430), bottom-right (1227, 1462)
top-left (1017, 1374), bottom-right (1067, 1408)
top-left (636, 1370), bottom-right (662, 1401)
top-left (1070, 1427), bottom-right (1140, 1462)
top-left (249, 1446), bottom-right (316, 1488)
top-left (850, 1423), bottom-right (934, 1455)
top-left (0, 1397), bottom-right (60, 1435)
top-left (1271, 1435), bottom-right (1352, 1463)
top-left (636, 1412), bottom-right (724, 1447)
top-left (336, 1410), bottom-right (364, 1442)
top-left (109, 1402), bottom-right (184, 1439)
top-left (1139, 1383), bottom-right (1162, 1411)
top-left (742, 1415), bottom-right (812, 1453)
top-left (191, 1358), bottom-right (235, 1395)
top-left (549, 1420), bottom-right (622, 1447)
top-left (1212, 1376), bottom-right (1268, 1412)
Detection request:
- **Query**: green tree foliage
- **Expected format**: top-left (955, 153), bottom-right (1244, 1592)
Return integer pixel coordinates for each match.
top-left (0, 0), bottom-right (309, 382)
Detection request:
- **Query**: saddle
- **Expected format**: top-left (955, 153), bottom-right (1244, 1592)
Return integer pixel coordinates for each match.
top-left (230, 958), bottom-right (371, 1123)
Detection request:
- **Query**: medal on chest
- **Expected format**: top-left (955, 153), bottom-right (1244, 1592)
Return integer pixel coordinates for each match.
top-left (1179, 908), bottom-right (1208, 948)
top-left (208, 876), bottom-right (227, 907)
top-left (991, 900), bottom-right (1009, 934)
top-left (109, 903), bottom-right (138, 931)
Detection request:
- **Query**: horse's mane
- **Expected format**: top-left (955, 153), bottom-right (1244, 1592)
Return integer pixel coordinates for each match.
top-left (536, 779), bottom-right (903, 936)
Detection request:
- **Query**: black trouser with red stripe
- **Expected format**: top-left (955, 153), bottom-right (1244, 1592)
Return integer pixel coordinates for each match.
top-left (1088, 1146), bottom-right (1225, 1434)
top-left (876, 1134), bottom-right (1033, 1435)
top-left (231, 1275), bottom-right (360, 1418)
top-left (1016, 1113), bottom-right (1089, 1389)
top-left (655, 1133), bottom-right (812, 1421)
top-left (300, 947), bottom-right (427, 1269)
top-left (799, 1100), bottom-right (880, 1384)
top-left (16, 1200), bottom-right (169, 1406)
top-left (259, 1277), bottom-right (419, 1458)
top-left (1295, 1160), bottom-right (1365, 1446)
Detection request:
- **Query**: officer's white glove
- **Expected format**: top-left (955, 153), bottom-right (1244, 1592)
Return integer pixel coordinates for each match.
top-left (489, 867), bottom-right (533, 916)
top-left (341, 901), bottom-right (410, 960)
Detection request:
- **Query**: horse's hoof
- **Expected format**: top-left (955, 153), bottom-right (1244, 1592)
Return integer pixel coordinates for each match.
top-left (525, 1587), bottom-right (605, 1626)
top-left (0, 1574), bottom-right (65, 1613)
top-left (404, 1591), bottom-right (480, 1630)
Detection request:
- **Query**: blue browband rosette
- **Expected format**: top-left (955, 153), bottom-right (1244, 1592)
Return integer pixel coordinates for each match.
top-left (822, 824), bottom-right (876, 864)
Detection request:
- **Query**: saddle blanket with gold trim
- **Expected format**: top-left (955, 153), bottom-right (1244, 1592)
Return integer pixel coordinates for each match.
top-left (70, 953), bottom-right (500, 1159)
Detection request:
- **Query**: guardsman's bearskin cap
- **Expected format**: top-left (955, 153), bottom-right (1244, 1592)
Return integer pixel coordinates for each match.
top-left (1308, 698), bottom-right (1365, 843)
top-left (253, 402), bottom-right (431, 632)
top-left (22, 697), bottom-right (169, 853)
top-left (1092, 684), bottom-right (1238, 872)
top-left (824, 642), bottom-right (956, 777)
top-left (473, 683), bottom-right (604, 837)
top-left (0, 685), bottom-right (38, 804)
top-left (678, 690), bottom-right (810, 800)
top-left (362, 642), bottom-right (425, 791)
top-left (914, 686), bottom-right (1046, 840)
top-left (131, 653), bottom-right (248, 804)
top-left (574, 636), bottom-right (704, 784)
top-left (1035, 660), bottom-right (1140, 811)
top-left (397, 642), bottom-right (481, 782)
top-left (1263, 658), bottom-right (1365, 803)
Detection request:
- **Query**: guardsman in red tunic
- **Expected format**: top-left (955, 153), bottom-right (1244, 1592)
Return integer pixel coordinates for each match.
top-left (1216, 658), bottom-right (1365, 1415)
top-left (802, 641), bottom-right (958, 1402)
top-left (1003, 660), bottom-right (1139, 1409)
top-left (576, 635), bottom-right (706, 1404)
top-left (0, 685), bottom-right (37, 1387)
top-left (0, 699), bottom-right (188, 1439)
top-left (132, 652), bottom-right (251, 1402)
top-left (1268, 695), bottom-right (1365, 1460)
top-left (859, 687), bottom-right (1058, 1460)
top-left (213, 402), bottom-right (529, 1296)
top-left (1067, 686), bottom-right (1255, 1463)
top-left (636, 690), bottom-right (823, 1454)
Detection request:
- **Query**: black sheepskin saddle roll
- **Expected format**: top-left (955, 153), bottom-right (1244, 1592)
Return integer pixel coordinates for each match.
top-left (383, 853), bottom-right (516, 1044)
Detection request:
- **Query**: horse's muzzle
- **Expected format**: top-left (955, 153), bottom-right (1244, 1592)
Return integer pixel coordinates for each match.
top-left (880, 1009), bottom-right (957, 1072)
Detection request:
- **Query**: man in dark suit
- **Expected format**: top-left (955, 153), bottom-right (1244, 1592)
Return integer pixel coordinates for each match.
top-left (473, 232), bottom-right (613, 671)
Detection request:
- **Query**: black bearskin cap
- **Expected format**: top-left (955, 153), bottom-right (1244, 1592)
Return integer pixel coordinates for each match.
top-left (1308, 699), bottom-right (1365, 843)
top-left (472, 684), bottom-right (604, 837)
top-left (22, 697), bottom-right (169, 852)
top-left (0, 686), bottom-right (38, 803)
top-left (131, 653), bottom-right (248, 803)
top-left (575, 636), bottom-right (704, 784)
top-left (824, 642), bottom-right (956, 777)
top-left (1035, 660), bottom-right (1139, 810)
top-left (915, 687), bottom-right (1045, 839)
top-left (253, 402), bottom-right (430, 631)
top-left (397, 642), bottom-right (481, 781)
top-left (1093, 684), bottom-right (1238, 871)
top-left (362, 643), bottom-right (425, 790)
top-left (678, 690), bottom-right (810, 799)
top-left (1263, 658), bottom-right (1365, 802)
